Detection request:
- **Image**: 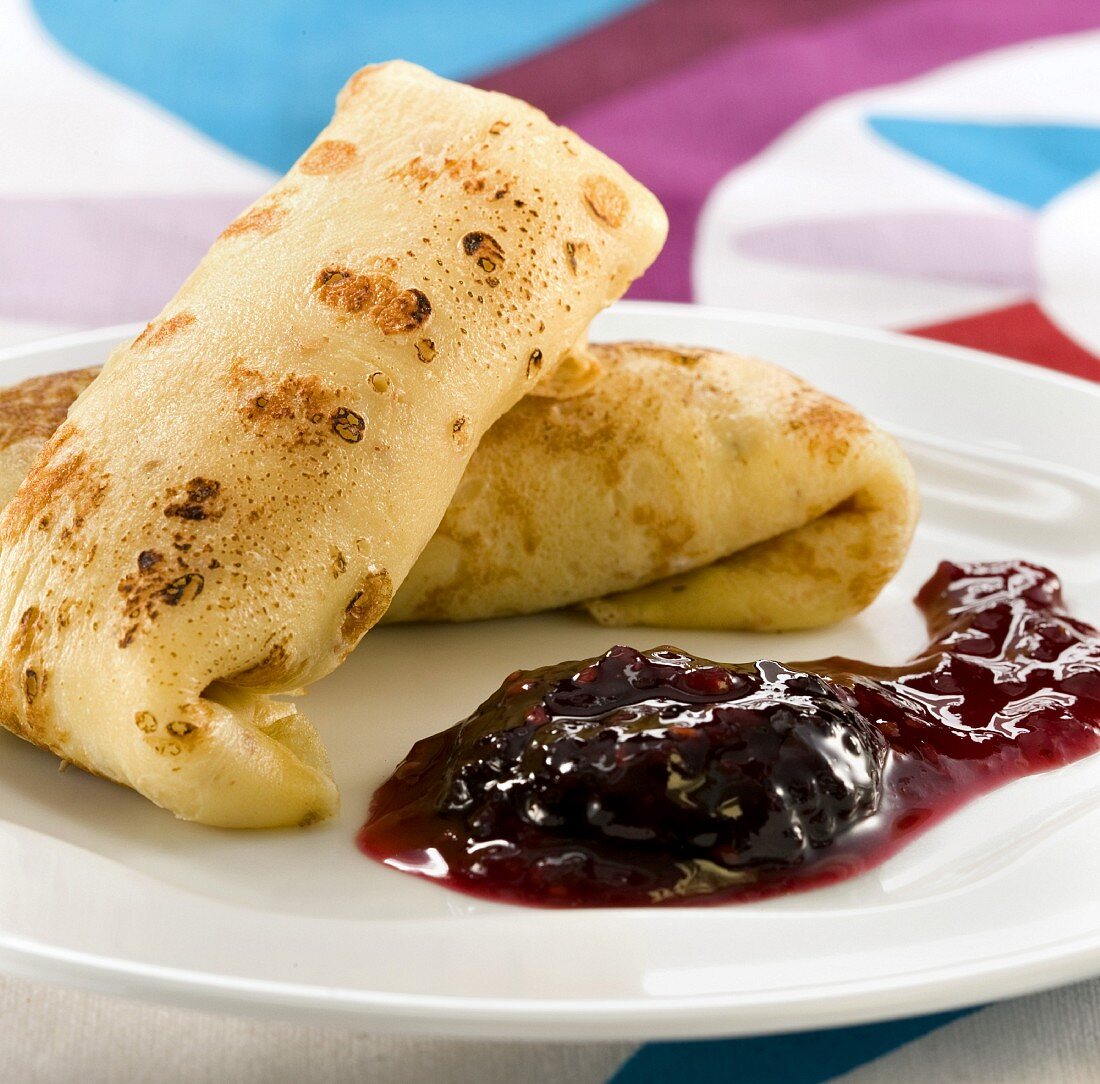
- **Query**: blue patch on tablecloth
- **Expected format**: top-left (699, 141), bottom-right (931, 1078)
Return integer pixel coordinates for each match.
top-left (867, 116), bottom-right (1100, 209)
top-left (32, 0), bottom-right (643, 171)
top-left (612, 1008), bottom-right (974, 1082)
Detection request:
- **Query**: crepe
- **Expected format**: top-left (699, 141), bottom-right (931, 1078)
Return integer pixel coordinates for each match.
top-left (0, 337), bottom-right (916, 648)
top-left (0, 62), bottom-right (666, 826)
top-left (386, 342), bottom-right (918, 629)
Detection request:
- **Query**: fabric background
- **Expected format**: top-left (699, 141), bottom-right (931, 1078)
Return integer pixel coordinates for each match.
top-left (2, 0), bottom-right (1099, 1079)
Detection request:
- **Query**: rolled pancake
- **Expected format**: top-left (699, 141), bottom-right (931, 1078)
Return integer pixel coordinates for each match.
top-left (0, 62), bottom-right (666, 826)
top-left (387, 342), bottom-right (918, 629)
top-left (0, 338), bottom-right (916, 638)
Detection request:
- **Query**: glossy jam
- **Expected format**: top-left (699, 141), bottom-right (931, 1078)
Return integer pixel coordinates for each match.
top-left (358, 562), bottom-right (1100, 907)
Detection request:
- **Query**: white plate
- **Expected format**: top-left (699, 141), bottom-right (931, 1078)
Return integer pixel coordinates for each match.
top-left (0, 302), bottom-right (1098, 1040)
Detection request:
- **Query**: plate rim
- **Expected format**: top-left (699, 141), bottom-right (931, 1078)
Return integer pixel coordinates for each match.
top-left (4, 300), bottom-right (1098, 402)
top-left (2, 903), bottom-right (1100, 1040)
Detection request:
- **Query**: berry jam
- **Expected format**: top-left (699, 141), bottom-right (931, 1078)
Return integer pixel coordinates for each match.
top-left (358, 562), bottom-right (1100, 907)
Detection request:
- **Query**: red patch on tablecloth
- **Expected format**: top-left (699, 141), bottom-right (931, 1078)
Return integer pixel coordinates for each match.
top-left (910, 301), bottom-right (1099, 382)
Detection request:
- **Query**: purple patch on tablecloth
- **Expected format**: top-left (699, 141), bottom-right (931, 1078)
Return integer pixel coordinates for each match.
top-left (476, 0), bottom-right (886, 119)
top-left (0, 195), bottom-right (258, 325)
top-left (544, 0), bottom-right (1100, 301)
top-left (732, 211), bottom-right (1038, 290)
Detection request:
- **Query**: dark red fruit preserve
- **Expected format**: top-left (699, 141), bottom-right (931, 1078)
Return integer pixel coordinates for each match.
top-left (358, 561), bottom-right (1100, 907)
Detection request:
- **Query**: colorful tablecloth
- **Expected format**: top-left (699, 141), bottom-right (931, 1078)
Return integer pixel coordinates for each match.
top-left (2, 1), bottom-right (1099, 1080)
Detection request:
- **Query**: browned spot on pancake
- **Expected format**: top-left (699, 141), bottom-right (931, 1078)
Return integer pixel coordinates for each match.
top-left (119, 552), bottom-right (204, 647)
top-left (220, 200), bottom-right (286, 239)
top-left (0, 607), bottom-right (48, 738)
top-left (134, 313), bottom-right (196, 349)
top-left (388, 154), bottom-right (513, 199)
top-left (526, 349), bottom-right (543, 379)
top-left (23, 668), bottom-right (40, 703)
top-left (117, 581), bottom-right (155, 646)
top-left (462, 231), bottom-right (504, 275)
top-left (231, 364), bottom-right (348, 449)
top-left (135, 711), bottom-right (158, 733)
top-left (331, 407), bottom-right (365, 443)
top-left (141, 702), bottom-right (212, 756)
top-left (451, 415), bottom-right (471, 448)
top-left (785, 384), bottom-right (869, 457)
top-left (339, 570), bottom-right (393, 654)
top-left (164, 477), bottom-right (223, 521)
top-left (313, 265), bottom-right (431, 334)
top-left (0, 367), bottom-right (98, 453)
top-left (339, 64), bottom-right (384, 105)
top-left (230, 640), bottom-right (306, 688)
top-left (581, 175), bottom-right (628, 228)
top-left (162, 573), bottom-right (204, 606)
top-left (489, 119), bottom-right (509, 136)
top-left (55, 598), bottom-right (79, 630)
top-left (3, 441), bottom-right (109, 546)
top-left (389, 155), bottom-right (439, 189)
top-left (562, 239), bottom-right (592, 277)
top-left (416, 338), bottom-right (436, 363)
top-left (300, 140), bottom-right (358, 175)
top-left (233, 365), bottom-right (333, 419)
top-left (11, 607), bottom-right (42, 657)
top-left (137, 549), bottom-right (162, 572)
top-left (330, 547), bottom-right (347, 578)
top-left (630, 504), bottom-right (696, 577)
top-left (368, 255), bottom-right (400, 275)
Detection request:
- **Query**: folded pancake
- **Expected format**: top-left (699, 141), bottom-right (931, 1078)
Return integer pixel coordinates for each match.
top-left (386, 342), bottom-right (918, 629)
top-left (0, 62), bottom-right (666, 826)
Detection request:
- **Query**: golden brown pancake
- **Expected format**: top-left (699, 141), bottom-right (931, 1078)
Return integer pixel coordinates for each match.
top-left (388, 342), bottom-right (918, 630)
top-left (0, 337), bottom-right (917, 643)
top-left (0, 62), bottom-right (666, 826)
